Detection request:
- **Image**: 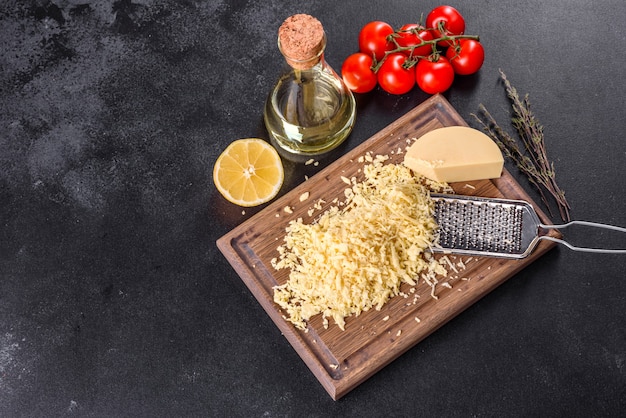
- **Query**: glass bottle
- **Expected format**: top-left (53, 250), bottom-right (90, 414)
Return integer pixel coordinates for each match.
top-left (264, 14), bottom-right (356, 160)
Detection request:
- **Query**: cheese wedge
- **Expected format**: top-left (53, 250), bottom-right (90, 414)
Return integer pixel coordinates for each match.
top-left (404, 126), bottom-right (504, 182)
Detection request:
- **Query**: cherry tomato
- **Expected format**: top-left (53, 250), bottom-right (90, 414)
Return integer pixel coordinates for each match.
top-left (377, 53), bottom-right (415, 95)
top-left (426, 5), bottom-right (465, 45)
top-left (415, 56), bottom-right (455, 94)
top-left (445, 39), bottom-right (485, 75)
top-left (395, 23), bottom-right (434, 57)
top-left (358, 21), bottom-right (394, 61)
top-left (341, 52), bottom-right (377, 93)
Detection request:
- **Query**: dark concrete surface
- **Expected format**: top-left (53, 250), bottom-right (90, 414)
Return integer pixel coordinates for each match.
top-left (1, 0), bottom-right (625, 416)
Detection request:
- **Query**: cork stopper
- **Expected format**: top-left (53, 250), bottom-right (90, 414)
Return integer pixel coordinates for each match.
top-left (278, 14), bottom-right (326, 70)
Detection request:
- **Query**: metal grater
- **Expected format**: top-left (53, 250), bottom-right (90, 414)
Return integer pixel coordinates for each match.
top-left (430, 194), bottom-right (626, 259)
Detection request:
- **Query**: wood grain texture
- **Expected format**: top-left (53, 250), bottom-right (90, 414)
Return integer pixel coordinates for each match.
top-left (216, 94), bottom-right (559, 400)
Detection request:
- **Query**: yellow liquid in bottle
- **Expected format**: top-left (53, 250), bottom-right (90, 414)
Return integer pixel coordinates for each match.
top-left (264, 65), bottom-right (356, 159)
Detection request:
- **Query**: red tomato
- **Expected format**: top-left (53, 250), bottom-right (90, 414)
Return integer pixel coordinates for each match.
top-left (395, 23), bottom-right (434, 57)
top-left (341, 52), bottom-right (377, 93)
top-left (358, 21), bottom-right (394, 61)
top-left (445, 39), bottom-right (484, 75)
top-left (426, 5), bottom-right (465, 44)
top-left (377, 53), bottom-right (415, 95)
top-left (415, 56), bottom-right (455, 94)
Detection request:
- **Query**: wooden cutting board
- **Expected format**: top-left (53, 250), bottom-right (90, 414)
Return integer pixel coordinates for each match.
top-left (216, 94), bottom-right (559, 400)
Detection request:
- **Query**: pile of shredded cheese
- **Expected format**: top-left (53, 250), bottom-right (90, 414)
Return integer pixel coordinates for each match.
top-left (272, 154), bottom-right (452, 331)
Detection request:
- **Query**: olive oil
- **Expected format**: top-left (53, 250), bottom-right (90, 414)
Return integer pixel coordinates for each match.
top-left (264, 14), bottom-right (356, 160)
top-left (264, 65), bottom-right (356, 158)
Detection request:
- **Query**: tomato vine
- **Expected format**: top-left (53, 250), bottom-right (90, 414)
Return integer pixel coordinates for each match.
top-left (341, 5), bottom-right (485, 95)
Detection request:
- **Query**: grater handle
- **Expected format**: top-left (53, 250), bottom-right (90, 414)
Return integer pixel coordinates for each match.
top-left (538, 221), bottom-right (626, 254)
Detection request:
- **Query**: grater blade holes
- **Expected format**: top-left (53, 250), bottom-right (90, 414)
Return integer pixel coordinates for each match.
top-left (434, 198), bottom-right (525, 255)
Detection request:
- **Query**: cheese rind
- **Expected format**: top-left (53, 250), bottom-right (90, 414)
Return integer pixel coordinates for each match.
top-left (403, 126), bottom-right (504, 182)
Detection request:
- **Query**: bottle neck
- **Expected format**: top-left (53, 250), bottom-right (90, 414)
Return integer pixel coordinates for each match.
top-left (278, 34), bottom-right (327, 70)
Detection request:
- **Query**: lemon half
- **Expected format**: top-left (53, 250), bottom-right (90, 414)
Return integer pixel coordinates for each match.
top-left (213, 138), bottom-right (284, 207)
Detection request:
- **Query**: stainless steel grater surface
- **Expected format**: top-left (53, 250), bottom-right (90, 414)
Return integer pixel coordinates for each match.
top-left (430, 194), bottom-right (626, 259)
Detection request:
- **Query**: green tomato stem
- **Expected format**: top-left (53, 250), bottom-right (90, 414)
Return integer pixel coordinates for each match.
top-left (371, 31), bottom-right (480, 73)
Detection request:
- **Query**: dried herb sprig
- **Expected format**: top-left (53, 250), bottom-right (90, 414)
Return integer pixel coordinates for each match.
top-left (472, 69), bottom-right (571, 221)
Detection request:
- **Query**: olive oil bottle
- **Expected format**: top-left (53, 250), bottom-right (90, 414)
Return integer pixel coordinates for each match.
top-left (264, 14), bottom-right (356, 160)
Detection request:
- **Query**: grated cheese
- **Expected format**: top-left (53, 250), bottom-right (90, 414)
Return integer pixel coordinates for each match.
top-left (272, 155), bottom-right (451, 330)
top-left (440, 255), bottom-right (458, 273)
